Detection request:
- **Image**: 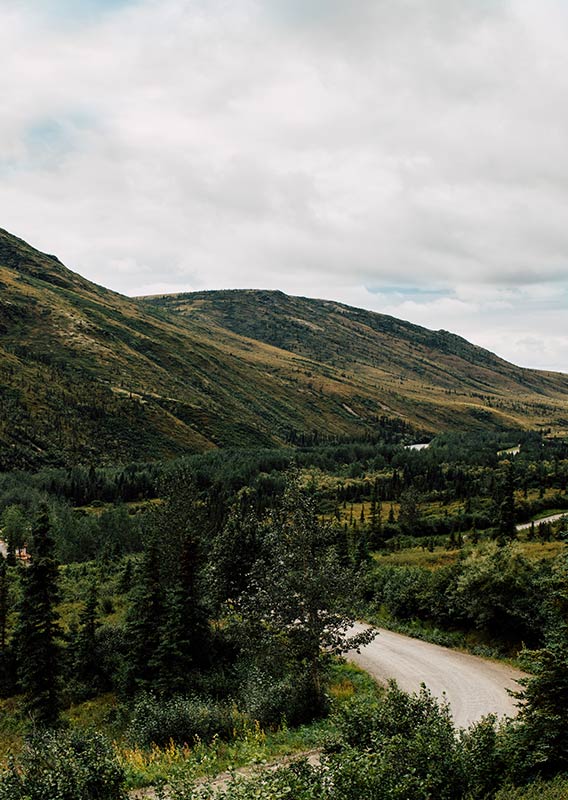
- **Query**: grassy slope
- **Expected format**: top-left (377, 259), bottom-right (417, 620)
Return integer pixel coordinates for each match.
top-left (144, 289), bottom-right (568, 433)
top-left (0, 230), bottom-right (381, 466)
top-left (2, 226), bottom-right (568, 468)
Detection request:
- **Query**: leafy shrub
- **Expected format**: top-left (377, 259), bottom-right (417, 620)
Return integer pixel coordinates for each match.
top-left (127, 693), bottom-right (237, 747)
top-left (0, 729), bottom-right (125, 800)
top-left (460, 714), bottom-right (504, 799)
top-left (239, 666), bottom-right (320, 728)
top-left (329, 682), bottom-right (467, 800)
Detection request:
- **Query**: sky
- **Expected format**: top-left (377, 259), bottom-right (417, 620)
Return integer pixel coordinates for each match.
top-left (2, 0), bottom-right (568, 372)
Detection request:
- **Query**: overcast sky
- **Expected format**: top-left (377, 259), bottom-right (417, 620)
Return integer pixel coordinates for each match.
top-left (2, 0), bottom-right (568, 371)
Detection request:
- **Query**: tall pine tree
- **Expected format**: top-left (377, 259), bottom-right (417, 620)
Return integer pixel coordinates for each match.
top-left (15, 509), bottom-right (60, 727)
top-left (153, 470), bottom-right (211, 694)
top-left (124, 536), bottom-right (164, 693)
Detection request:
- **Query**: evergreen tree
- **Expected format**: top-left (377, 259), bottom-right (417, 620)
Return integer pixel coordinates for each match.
top-left (69, 581), bottom-right (101, 700)
top-left (497, 465), bottom-right (517, 545)
top-left (144, 468), bottom-right (210, 694)
top-left (506, 550), bottom-right (568, 780)
top-left (369, 483), bottom-right (384, 549)
top-left (398, 488), bottom-right (421, 535)
top-left (154, 521), bottom-right (211, 694)
top-left (0, 556), bottom-right (7, 651)
top-left (124, 536), bottom-right (164, 693)
top-left (0, 555), bottom-right (15, 698)
top-left (209, 488), bottom-right (262, 608)
top-left (1, 506), bottom-right (27, 566)
top-left (15, 509), bottom-right (60, 727)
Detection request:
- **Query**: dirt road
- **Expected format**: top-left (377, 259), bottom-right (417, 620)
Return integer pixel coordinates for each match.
top-left (348, 624), bottom-right (526, 729)
top-left (130, 629), bottom-right (527, 797)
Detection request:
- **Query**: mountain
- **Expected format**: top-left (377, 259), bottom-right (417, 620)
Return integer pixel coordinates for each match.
top-left (1, 227), bottom-right (567, 469)
top-left (142, 287), bottom-right (568, 424)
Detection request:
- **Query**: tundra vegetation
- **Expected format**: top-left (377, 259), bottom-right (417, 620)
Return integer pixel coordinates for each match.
top-left (0, 429), bottom-right (566, 798)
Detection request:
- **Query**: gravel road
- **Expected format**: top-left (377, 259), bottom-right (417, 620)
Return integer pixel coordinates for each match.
top-left (348, 624), bottom-right (526, 729)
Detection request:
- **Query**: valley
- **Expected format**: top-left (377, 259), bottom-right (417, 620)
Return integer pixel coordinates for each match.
top-left (0, 229), bottom-right (567, 799)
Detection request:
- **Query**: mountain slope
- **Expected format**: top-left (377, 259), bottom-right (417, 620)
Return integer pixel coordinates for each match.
top-left (1, 227), bottom-right (567, 469)
top-left (0, 228), bottom-right (381, 468)
top-left (143, 288), bottom-right (568, 428)
top-left (144, 289), bottom-right (565, 396)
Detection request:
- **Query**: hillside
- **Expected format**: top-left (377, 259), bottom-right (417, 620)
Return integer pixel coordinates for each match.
top-left (145, 289), bottom-right (566, 394)
top-left (144, 288), bottom-right (568, 426)
top-left (1, 227), bottom-right (567, 469)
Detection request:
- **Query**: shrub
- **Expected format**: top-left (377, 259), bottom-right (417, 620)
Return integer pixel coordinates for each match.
top-left (127, 693), bottom-right (237, 748)
top-left (494, 776), bottom-right (568, 799)
top-left (0, 728), bottom-right (125, 800)
top-left (239, 666), bottom-right (320, 728)
top-left (329, 682), bottom-right (467, 800)
top-left (166, 758), bottom-right (326, 800)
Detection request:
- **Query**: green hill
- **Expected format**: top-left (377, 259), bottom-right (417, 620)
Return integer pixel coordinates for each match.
top-left (1, 227), bottom-right (567, 469)
top-left (143, 288), bottom-right (568, 429)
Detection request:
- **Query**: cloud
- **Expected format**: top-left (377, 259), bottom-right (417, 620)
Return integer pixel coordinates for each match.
top-left (0, 0), bottom-right (567, 370)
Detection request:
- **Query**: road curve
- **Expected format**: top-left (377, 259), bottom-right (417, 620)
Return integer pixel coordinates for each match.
top-left (348, 624), bottom-right (526, 730)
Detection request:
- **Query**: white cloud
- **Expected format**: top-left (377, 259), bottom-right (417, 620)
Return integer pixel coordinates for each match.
top-left (0, 0), bottom-right (567, 370)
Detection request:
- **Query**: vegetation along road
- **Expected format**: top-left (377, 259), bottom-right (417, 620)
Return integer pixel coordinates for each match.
top-left (516, 512), bottom-right (567, 531)
top-left (348, 625), bottom-right (526, 729)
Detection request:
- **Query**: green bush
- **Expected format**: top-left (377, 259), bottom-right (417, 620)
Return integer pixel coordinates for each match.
top-left (0, 729), bottom-right (125, 800)
top-left (239, 666), bottom-right (319, 728)
top-left (127, 693), bottom-right (237, 747)
top-left (328, 682), bottom-right (467, 800)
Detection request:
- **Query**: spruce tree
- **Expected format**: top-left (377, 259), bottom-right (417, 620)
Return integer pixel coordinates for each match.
top-left (497, 464), bottom-right (516, 545)
top-left (124, 536), bottom-right (163, 693)
top-left (0, 555), bottom-right (15, 697)
top-left (369, 483), bottom-right (384, 549)
top-left (0, 556), bottom-right (7, 651)
top-left (70, 581), bottom-right (101, 700)
top-left (153, 472), bottom-right (211, 693)
top-left (15, 509), bottom-right (60, 727)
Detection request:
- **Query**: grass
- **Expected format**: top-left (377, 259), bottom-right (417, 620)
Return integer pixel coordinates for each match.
top-left (495, 776), bottom-right (568, 799)
top-left (372, 537), bottom-right (564, 570)
top-left (373, 545), bottom-right (462, 569)
top-left (518, 540), bottom-right (564, 559)
top-left (0, 697), bottom-right (25, 763)
top-left (529, 508), bottom-right (567, 521)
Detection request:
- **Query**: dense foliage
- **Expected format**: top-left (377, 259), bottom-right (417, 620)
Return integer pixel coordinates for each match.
top-left (0, 730), bottom-right (125, 800)
top-left (0, 429), bottom-right (567, 798)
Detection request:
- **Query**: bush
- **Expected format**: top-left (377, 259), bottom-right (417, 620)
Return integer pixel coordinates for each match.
top-left (460, 714), bottom-right (504, 799)
top-left (0, 729), bottom-right (125, 800)
top-left (329, 682), bottom-right (467, 800)
top-left (127, 693), bottom-right (237, 747)
top-left (239, 666), bottom-right (321, 728)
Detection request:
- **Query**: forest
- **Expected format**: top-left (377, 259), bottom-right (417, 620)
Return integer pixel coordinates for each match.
top-left (0, 428), bottom-right (567, 799)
